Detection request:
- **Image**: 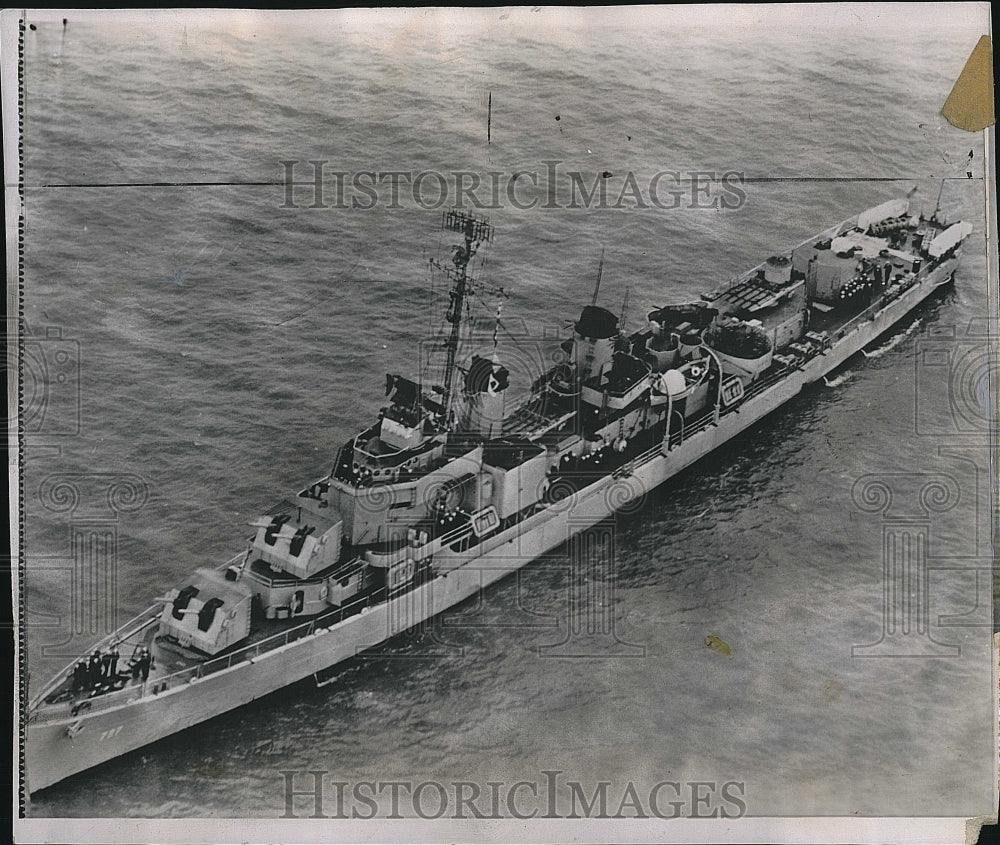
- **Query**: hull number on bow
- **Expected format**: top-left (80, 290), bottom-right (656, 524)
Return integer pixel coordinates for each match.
top-left (721, 376), bottom-right (745, 407)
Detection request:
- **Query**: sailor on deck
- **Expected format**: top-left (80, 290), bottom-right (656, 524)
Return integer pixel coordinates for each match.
top-left (130, 646), bottom-right (153, 682)
top-left (100, 649), bottom-right (114, 681)
top-left (88, 650), bottom-right (103, 687)
top-left (71, 659), bottom-right (88, 693)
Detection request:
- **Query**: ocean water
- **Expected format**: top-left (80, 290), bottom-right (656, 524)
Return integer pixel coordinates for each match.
top-left (19, 8), bottom-right (993, 818)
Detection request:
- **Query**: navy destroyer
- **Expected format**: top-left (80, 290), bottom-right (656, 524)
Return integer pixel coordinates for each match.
top-left (26, 196), bottom-right (973, 792)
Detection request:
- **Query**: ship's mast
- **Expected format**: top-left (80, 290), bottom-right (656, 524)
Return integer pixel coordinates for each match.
top-left (580, 248), bottom-right (607, 382)
top-left (932, 179), bottom-right (946, 221)
top-left (433, 209), bottom-right (493, 425)
top-left (592, 246), bottom-right (605, 306)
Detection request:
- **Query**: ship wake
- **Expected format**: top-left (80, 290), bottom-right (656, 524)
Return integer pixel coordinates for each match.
top-left (823, 371), bottom-right (854, 388)
top-left (860, 317), bottom-right (922, 359)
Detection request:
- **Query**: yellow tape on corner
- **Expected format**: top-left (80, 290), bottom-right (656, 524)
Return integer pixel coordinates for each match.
top-left (941, 35), bottom-right (995, 132)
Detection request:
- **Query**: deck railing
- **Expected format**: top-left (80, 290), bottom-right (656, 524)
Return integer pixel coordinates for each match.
top-left (830, 267), bottom-right (927, 342)
top-left (27, 603), bottom-right (166, 713)
top-left (27, 548), bottom-right (250, 711)
top-left (31, 267), bottom-right (946, 727)
top-left (29, 579), bottom-right (392, 724)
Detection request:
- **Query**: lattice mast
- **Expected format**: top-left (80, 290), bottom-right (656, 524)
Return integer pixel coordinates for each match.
top-left (431, 209), bottom-right (494, 425)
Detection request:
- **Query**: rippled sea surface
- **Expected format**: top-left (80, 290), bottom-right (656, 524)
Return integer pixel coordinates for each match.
top-left (20, 7), bottom-right (993, 818)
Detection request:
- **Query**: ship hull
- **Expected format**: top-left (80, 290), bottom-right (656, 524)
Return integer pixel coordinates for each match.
top-left (25, 256), bottom-right (958, 793)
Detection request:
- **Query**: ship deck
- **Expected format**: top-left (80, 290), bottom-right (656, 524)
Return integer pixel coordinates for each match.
top-left (30, 219), bottom-right (959, 728)
top-left (502, 392), bottom-right (578, 439)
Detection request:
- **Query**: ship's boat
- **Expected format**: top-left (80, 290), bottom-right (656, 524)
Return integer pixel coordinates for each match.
top-left (25, 196), bottom-right (973, 793)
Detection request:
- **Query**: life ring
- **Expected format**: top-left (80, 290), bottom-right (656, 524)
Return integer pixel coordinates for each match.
top-left (319, 584), bottom-right (329, 600)
top-left (690, 364), bottom-right (705, 378)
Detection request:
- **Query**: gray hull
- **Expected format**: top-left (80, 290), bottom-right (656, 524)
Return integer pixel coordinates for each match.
top-left (25, 258), bottom-right (957, 793)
